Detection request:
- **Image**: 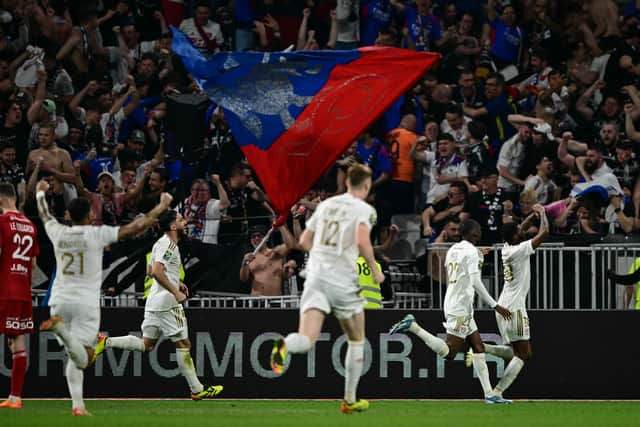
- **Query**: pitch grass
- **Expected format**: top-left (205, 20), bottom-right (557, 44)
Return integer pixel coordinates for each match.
top-left (1, 400), bottom-right (639, 427)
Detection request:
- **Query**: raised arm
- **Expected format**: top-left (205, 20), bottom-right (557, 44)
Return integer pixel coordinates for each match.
top-left (624, 104), bottom-right (640, 142)
top-left (575, 80), bottom-right (604, 122)
top-left (56, 28), bottom-right (82, 62)
top-left (27, 70), bottom-right (46, 125)
top-left (557, 132), bottom-right (576, 169)
top-left (210, 174), bottom-right (230, 210)
top-left (409, 136), bottom-right (428, 162)
top-left (34, 180), bottom-right (56, 223)
top-left (530, 204), bottom-right (549, 249)
top-left (296, 8), bottom-right (311, 50)
top-left (274, 223), bottom-right (297, 256)
top-left (327, 9), bottom-right (338, 49)
top-left (117, 193), bottom-right (173, 240)
top-left (69, 81), bottom-right (98, 117)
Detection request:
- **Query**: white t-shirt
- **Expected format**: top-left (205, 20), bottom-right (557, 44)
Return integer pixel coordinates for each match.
top-left (128, 41), bottom-right (156, 63)
top-left (336, 0), bottom-right (360, 43)
top-left (443, 240), bottom-right (482, 316)
top-left (203, 199), bottom-right (222, 244)
top-left (76, 108), bottom-right (125, 143)
top-left (42, 199), bottom-right (119, 307)
top-left (440, 116), bottom-right (471, 145)
top-left (179, 18), bottom-right (223, 54)
top-left (497, 134), bottom-right (526, 191)
top-left (591, 162), bottom-right (613, 180)
top-left (524, 175), bottom-right (557, 204)
top-left (424, 151), bottom-right (468, 204)
top-left (498, 240), bottom-right (534, 310)
top-left (145, 234), bottom-right (182, 311)
top-left (306, 193), bottom-right (376, 280)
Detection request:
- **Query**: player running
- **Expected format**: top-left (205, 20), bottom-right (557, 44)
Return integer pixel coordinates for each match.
top-left (37, 180), bottom-right (172, 416)
top-left (93, 210), bottom-right (223, 400)
top-left (270, 164), bottom-right (384, 414)
top-left (0, 184), bottom-right (39, 409)
top-left (389, 219), bottom-right (513, 404)
top-left (466, 204), bottom-right (549, 401)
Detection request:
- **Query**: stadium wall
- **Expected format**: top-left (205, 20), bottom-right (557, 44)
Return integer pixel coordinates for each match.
top-left (1, 308), bottom-right (639, 399)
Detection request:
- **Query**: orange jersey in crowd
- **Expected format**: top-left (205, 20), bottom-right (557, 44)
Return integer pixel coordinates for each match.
top-left (387, 128), bottom-right (418, 183)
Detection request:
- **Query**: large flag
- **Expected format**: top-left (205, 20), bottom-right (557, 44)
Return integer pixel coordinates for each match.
top-left (172, 28), bottom-right (439, 220)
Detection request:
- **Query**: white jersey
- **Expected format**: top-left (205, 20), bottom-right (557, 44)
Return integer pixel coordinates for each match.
top-left (443, 240), bottom-right (483, 316)
top-left (44, 219), bottom-right (119, 308)
top-left (498, 240), bottom-right (534, 310)
top-left (306, 193), bottom-right (376, 281)
top-left (145, 234), bottom-right (182, 311)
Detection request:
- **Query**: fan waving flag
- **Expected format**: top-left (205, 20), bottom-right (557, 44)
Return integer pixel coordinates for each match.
top-left (172, 27), bottom-right (439, 220)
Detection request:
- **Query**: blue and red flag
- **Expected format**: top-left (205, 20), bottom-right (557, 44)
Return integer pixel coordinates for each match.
top-left (172, 27), bottom-right (439, 222)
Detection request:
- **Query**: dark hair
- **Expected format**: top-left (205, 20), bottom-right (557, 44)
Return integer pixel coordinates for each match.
top-left (501, 221), bottom-right (519, 245)
top-left (459, 219), bottom-right (481, 240)
top-left (230, 162), bottom-right (250, 177)
top-left (195, 0), bottom-right (211, 10)
top-left (439, 133), bottom-right (455, 142)
top-left (467, 120), bottom-right (487, 140)
top-left (0, 182), bottom-right (16, 199)
top-left (158, 210), bottom-right (177, 232)
top-left (444, 214), bottom-right (461, 226)
top-left (445, 102), bottom-right (463, 116)
top-left (0, 143), bottom-right (15, 152)
top-left (486, 72), bottom-right (505, 86)
top-left (449, 181), bottom-right (468, 198)
top-left (140, 52), bottom-right (159, 65)
top-left (68, 198), bottom-right (91, 224)
top-left (548, 68), bottom-right (561, 78)
top-left (530, 47), bottom-right (549, 62)
top-left (151, 167), bottom-right (169, 183)
top-left (459, 68), bottom-right (475, 78)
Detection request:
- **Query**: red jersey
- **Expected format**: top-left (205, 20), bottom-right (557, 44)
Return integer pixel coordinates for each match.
top-left (0, 212), bottom-right (39, 301)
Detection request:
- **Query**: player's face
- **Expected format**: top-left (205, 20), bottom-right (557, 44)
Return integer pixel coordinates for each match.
top-left (174, 213), bottom-right (187, 237)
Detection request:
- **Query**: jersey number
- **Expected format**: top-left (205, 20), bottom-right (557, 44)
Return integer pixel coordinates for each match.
top-left (320, 220), bottom-right (340, 247)
top-left (503, 262), bottom-right (513, 284)
top-left (12, 234), bottom-right (33, 262)
top-left (357, 262), bottom-right (371, 276)
top-left (447, 262), bottom-right (459, 284)
top-left (62, 252), bottom-right (84, 275)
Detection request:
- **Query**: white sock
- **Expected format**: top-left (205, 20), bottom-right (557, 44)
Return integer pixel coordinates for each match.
top-left (409, 323), bottom-right (449, 358)
top-left (493, 356), bottom-right (524, 395)
top-left (55, 324), bottom-right (88, 369)
top-left (484, 344), bottom-right (514, 361)
top-left (176, 348), bottom-right (203, 394)
top-left (65, 361), bottom-right (84, 410)
top-left (472, 353), bottom-right (493, 397)
top-left (344, 341), bottom-right (364, 404)
top-left (284, 333), bottom-right (312, 354)
top-left (106, 335), bottom-right (145, 352)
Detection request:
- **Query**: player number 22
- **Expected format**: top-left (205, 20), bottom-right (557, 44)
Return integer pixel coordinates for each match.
top-left (12, 233), bottom-right (33, 261)
top-left (62, 252), bottom-right (85, 275)
top-left (320, 220), bottom-right (340, 247)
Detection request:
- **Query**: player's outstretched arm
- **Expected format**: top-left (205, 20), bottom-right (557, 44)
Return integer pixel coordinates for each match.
top-left (117, 193), bottom-right (173, 240)
top-left (471, 272), bottom-right (511, 320)
top-left (35, 180), bottom-right (56, 224)
top-left (531, 204), bottom-right (549, 249)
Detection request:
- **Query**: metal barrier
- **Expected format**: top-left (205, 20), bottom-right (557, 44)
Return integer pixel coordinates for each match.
top-left (30, 244), bottom-right (640, 310)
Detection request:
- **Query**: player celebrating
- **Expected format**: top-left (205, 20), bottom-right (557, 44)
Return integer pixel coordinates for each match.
top-left (37, 180), bottom-right (172, 416)
top-left (270, 164), bottom-right (384, 414)
top-left (466, 204), bottom-right (549, 401)
top-left (0, 184), bottom-right (39, 409)
top-left (93, 210), bottom-right (223, 400)
top-left (389, 219), bottom-right (513, 404)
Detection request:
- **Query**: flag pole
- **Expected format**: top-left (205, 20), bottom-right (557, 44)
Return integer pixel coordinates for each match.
top-left (249, 213), bottom-right (289, 258)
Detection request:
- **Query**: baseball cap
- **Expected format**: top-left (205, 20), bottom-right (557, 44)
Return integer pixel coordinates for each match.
top-left (130, 129), bottom-right (145, 144)
top-left (97, 171), bottom-right (115, 183)
top-left (532, 122), bottom-right (554, 141)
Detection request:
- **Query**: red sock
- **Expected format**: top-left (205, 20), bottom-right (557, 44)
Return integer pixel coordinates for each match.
top-left (10, 351), bottom-right (27, 398)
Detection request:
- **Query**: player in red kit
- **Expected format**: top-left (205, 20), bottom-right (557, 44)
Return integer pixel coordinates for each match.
top-left (0, 183), bottom-right (39, 409)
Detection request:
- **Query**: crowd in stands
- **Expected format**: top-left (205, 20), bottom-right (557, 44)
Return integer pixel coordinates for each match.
top-left (1, 0), bottom-right (640, 297)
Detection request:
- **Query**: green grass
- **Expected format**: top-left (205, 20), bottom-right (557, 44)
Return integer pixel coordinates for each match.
top-left (1, 400), bottom-right (639, 427)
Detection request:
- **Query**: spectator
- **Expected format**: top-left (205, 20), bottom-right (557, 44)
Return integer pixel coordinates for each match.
top-left (240, 224), bottom-right (297, 296)
top-left (524, 156), bottom-right (557, 204)
top-left (534, 69), bottom-right (576, 134)
top-left (609, 140), bottom-right (640, 194)
top-left (461, 167), bottom-right (514, 244)
top-left (74, 170), bottom-right (129, 226)
top-left (355, 129), bottom-right (391, 193)
top-left (361, 0), bottom-right (393, 47)
top-left (463, 120), bottom-right (490, 182)
top-left (0, 144), bottom-right (25, 207)
top-left (421, 181), bottom-right (467, 238)
top-left (452, 69), bottom-right (485, 109)
top-left (485, 0), bottom-right (526, 69)
top-left (335, 0), bottom-right (360, 49)
top-left (176, 175), bottom-right (230, 244)
top-left (610, 176), bottom-right (640, 234)
top-left (387, 114), bottom-right (419, 214)
top-left (391, 0), bottom-right (441, 52)
top-left (440, 103), bottom-right (471, 145)
top-left (463, 72), bottom-right (517, 153)
top-left (179, 0), bottom-right (224, 56)
top-left (497, 115), bottom-right (534, 192)
top-left (25, 124), bottom-right (75, 186)
top-left (0, 101), bottom-right (30, 167)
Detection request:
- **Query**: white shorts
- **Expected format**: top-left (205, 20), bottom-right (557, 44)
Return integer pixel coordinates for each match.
top-left (50, 304), bottom-right (100, 348)
top-left (496, 308), bottom-right (530, 343)
top-left (300, 273), bottom-right (365, 320)
top-left (142, 306), bottom-right (188, 342)
top-left (443, 313), bottom-right (478, 339)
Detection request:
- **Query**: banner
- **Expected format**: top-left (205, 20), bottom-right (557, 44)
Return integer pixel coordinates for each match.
top-left (2, 309), bottom-right (639, 399)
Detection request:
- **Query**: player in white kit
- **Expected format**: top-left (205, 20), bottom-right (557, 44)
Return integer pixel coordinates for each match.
top-left (270, 164), bottom-right (384, 414)
top-left (37, 180), bottom-right (172, 416)
top-left (466, 203), bottom-right (549, 401)
top-left (93, 210), bottom-right (223, 400)
top-left (388, 219), bottom-right (513, 403)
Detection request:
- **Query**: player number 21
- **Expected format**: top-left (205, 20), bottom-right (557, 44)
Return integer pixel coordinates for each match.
top-left (61, 252), bottom-right (85, 275)
top-left (320, 220), bottom-right (340, 247)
